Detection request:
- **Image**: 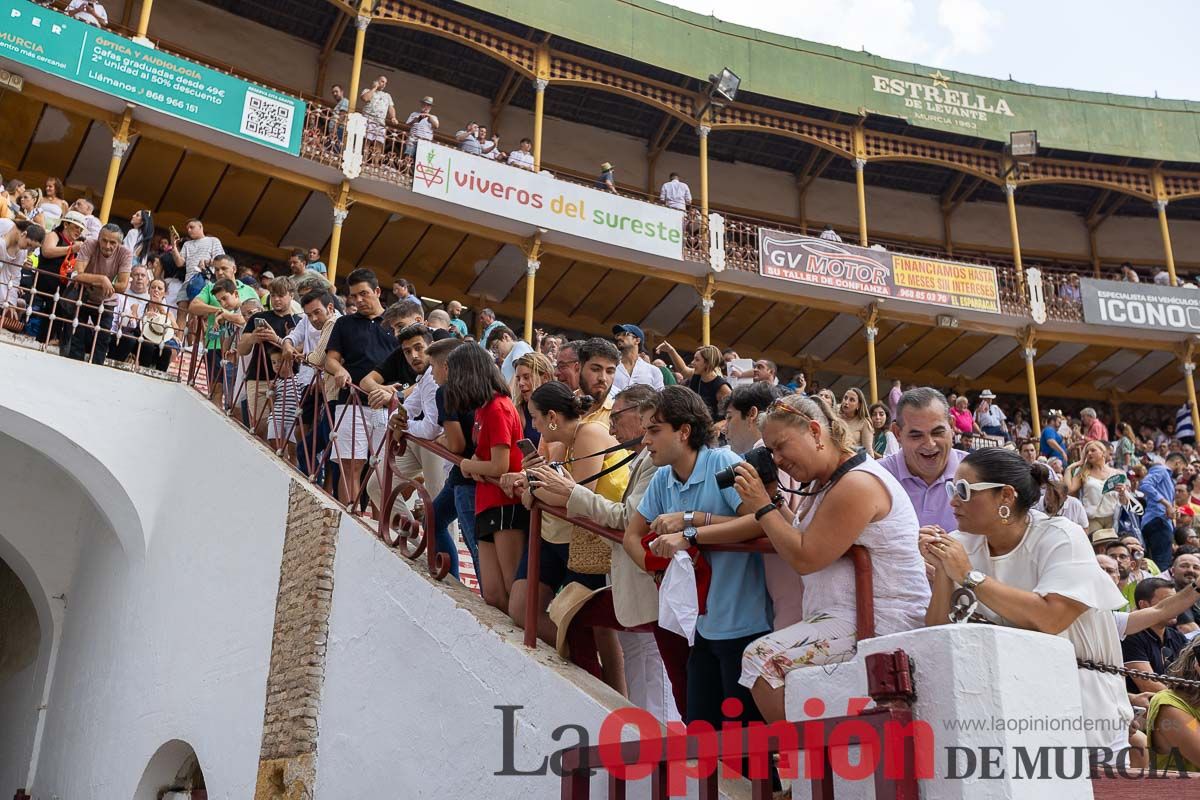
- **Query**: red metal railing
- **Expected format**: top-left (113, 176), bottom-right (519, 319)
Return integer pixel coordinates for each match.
top-left (559, 650), bottom-right (921, 800)
top-left (391, 432), bottom-right (876, 649)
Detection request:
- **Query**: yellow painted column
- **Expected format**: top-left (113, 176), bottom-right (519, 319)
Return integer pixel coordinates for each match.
top-left (328, 205), bottom-right (349, 284)
top-left (1155, 199), bottom-right (1178, 287)
top-left (532, 79), bottom-right (548, 171)
top-left (99, 108), bottom-right (133, 224)
top-left (1185, 361), bottom-right (1200, 445)
top-left (698, 124), bottom-right (710, 217)
top-left (134, 0), bottom-right (155, 41)
top-left (347, 6), bottom-right (372, 114)
top-left (854, 158), bottom-right (868, 246)
top-left (865, 324), bottom-right (878, 405)
top-left (1004, 182), bottom-right (1025, 294)
top-left (700, 293), bottom-right (713, 347)
top-left (1023, 342), bottom-right (1042, 441)
top-left (523, 258), bottom-right (539, 343)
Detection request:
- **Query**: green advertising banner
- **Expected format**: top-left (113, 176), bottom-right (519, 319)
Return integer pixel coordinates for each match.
top-left (0, 0), bottom-right (306, 155)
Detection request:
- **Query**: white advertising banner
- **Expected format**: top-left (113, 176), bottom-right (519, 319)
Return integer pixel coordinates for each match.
top-left (411, 140), bottom-right (685, 260)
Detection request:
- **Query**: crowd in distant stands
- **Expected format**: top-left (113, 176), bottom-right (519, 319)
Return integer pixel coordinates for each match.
top-left (6, 158), bottom-right (1200, 771)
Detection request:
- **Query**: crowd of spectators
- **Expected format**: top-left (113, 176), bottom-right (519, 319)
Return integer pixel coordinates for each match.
top-left (6, 160), bottom-right (1200, 771)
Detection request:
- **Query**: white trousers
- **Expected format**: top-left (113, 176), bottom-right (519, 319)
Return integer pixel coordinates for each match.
top-left (617, 630), bottom-right (680, 723)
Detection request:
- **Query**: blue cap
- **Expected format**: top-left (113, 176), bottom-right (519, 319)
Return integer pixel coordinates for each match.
top-left (612, 323), bottom-right (645, 342)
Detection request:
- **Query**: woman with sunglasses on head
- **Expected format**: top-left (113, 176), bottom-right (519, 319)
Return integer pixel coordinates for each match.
top-left (1065, 440), bottom-right (1129, 534)
top-left (922, 448), bottom-right (1132, 753)
top-left (510, 351), bottom-right (555, 449)
top-left (692, 394), bottom-right (930, 723)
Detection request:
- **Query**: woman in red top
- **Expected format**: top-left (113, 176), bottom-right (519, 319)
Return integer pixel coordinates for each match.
top-left (447, 344), bottom-right (528, 613)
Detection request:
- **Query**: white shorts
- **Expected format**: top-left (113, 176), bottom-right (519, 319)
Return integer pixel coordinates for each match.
top-left (332, 404), bottom-right (389, 462)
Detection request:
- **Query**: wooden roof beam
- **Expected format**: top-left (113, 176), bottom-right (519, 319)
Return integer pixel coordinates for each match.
top-left (490, 30), bottom-right (548, 129)
top-left (798, 150), bottom-right (836, 194)
top-left (943, 176), bottom-right (983, 216)
top-left (315, 10), bottom-right (352, 96)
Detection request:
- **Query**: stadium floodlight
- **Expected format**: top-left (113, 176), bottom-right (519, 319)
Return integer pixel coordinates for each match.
top-left (1009, 130), bottom-right (1038, 160)
top-left (696, 68), bottom-right (741, 122)
top-left (1002, 130), bottom-right (1039, 179)
top-left (707, 68), bottom-right (741, 108)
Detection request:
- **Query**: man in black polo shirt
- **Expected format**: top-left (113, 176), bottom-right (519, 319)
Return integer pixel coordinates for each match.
top-left (323, 268), bottom-right (398, 503)
top-left (1122, 577), bottom-right (1191, 694)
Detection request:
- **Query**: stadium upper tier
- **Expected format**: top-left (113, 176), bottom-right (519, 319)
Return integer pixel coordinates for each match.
top-left (9, 0), bottom-right (1200, 406)
top-left (459, 0), bottom-right (1200, 163)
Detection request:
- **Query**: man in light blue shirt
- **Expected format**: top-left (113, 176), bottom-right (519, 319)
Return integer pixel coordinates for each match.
top-left (1141, 453), bottom-right (1185, 570)
top-left (486, 324), bottom-right (532, 383)
top-left (478, 307), bottom-right (501, 351)
top-left (628, 386), bottom-right (769, 726)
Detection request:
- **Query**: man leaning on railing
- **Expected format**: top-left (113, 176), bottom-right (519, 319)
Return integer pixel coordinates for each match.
top-left (322, 269), bottom-right (398, 504)
top-left (61, 222), bottom-right (131, 364)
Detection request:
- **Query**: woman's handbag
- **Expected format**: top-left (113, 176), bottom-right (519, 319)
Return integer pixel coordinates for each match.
top-left (565, 448), bottom-right (634, 575)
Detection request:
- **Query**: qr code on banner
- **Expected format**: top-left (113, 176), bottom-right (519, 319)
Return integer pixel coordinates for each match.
top-left (239, 88), bottom-right (295, 148)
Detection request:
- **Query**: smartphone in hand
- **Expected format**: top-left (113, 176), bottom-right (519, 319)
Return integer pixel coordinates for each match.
top-left (516, 439), bottom-right (538, 459)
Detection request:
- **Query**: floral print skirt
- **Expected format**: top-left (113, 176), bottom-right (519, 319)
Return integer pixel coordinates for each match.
top-left (738, 612), bottom-right (857, 690)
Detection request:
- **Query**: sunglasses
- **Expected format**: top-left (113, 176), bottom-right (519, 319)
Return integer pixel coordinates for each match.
top-left (945, 479), bottom-right (1005, 502)
top-left (767, 398), bottom-right (814, 422)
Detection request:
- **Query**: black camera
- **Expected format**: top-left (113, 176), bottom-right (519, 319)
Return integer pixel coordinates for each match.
top-left (715, 446), bottom-right (778, 490)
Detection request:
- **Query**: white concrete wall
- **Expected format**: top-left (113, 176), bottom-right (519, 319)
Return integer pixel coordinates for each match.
top-left (0, 344), bottom-right (293, 798)
top-left (316, 515), bottom-right (628, 799)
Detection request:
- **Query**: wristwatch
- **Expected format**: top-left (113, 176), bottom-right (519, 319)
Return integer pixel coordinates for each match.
top-left (683, 526), bottom-right (699, 548)
top-left (683, 511), bottom-right (695, 527)
top-left (962, 570), bottom-right (987, 590)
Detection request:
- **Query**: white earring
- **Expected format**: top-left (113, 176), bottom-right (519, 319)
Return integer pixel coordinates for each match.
top-left (998, 505), bottom-right (1011, 522)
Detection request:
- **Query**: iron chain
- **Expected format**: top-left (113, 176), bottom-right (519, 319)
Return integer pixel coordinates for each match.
top-left (951, 589), bottom-right (1200, 689)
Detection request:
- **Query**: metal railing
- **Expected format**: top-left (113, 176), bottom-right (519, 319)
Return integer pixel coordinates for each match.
top-left (391, 431), bottom-right (877, 649)
top-left (559, 650), bottom-right (922, 799)
top-left (2, 260), bottom-right (204, 385)
top-left (2, 270), bottom-right (879, 652)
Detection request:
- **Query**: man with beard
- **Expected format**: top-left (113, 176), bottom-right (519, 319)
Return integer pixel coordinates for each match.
top-left (1104, 540), bottom-right (1138, 611)
top-left (879, 387), bottom-right (965, 530)
top-left (1169, 552), bottom-right (1200, 634)
top-left (611, 323), bottom-right (664, 394)
top-left (577, 337), bottom-right (619, 425)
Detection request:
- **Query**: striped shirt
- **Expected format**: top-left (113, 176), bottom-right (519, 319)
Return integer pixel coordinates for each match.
top-left (1177, 404), bottom-right (1195, 441)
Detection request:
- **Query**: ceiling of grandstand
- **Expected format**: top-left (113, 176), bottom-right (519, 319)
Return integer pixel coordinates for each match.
top-left (1, 85), bottom-right (1186, 405)
top-left (188, 0), bottom-right (1200, 222)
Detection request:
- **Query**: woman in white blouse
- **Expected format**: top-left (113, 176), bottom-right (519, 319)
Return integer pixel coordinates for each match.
top-left (922, 448), bottom-right (1132, 753)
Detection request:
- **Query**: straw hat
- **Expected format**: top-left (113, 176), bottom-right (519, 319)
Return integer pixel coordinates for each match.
top-left (142, 313), bottom-right (171, 344)
top-left (547, 582), bottom-right (608, 657)
top-left (1090, 528), bottom-right (1119, 547)
top-left (600, 162), bottom-right (613, 172)
top-left (60, 209), bottom-right (88, 231)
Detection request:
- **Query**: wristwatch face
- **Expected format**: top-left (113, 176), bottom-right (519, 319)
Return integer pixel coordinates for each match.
top-left (683, 526), bottom-right (698, 546)
top-left (966, 570), bottom-right (985, 587)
